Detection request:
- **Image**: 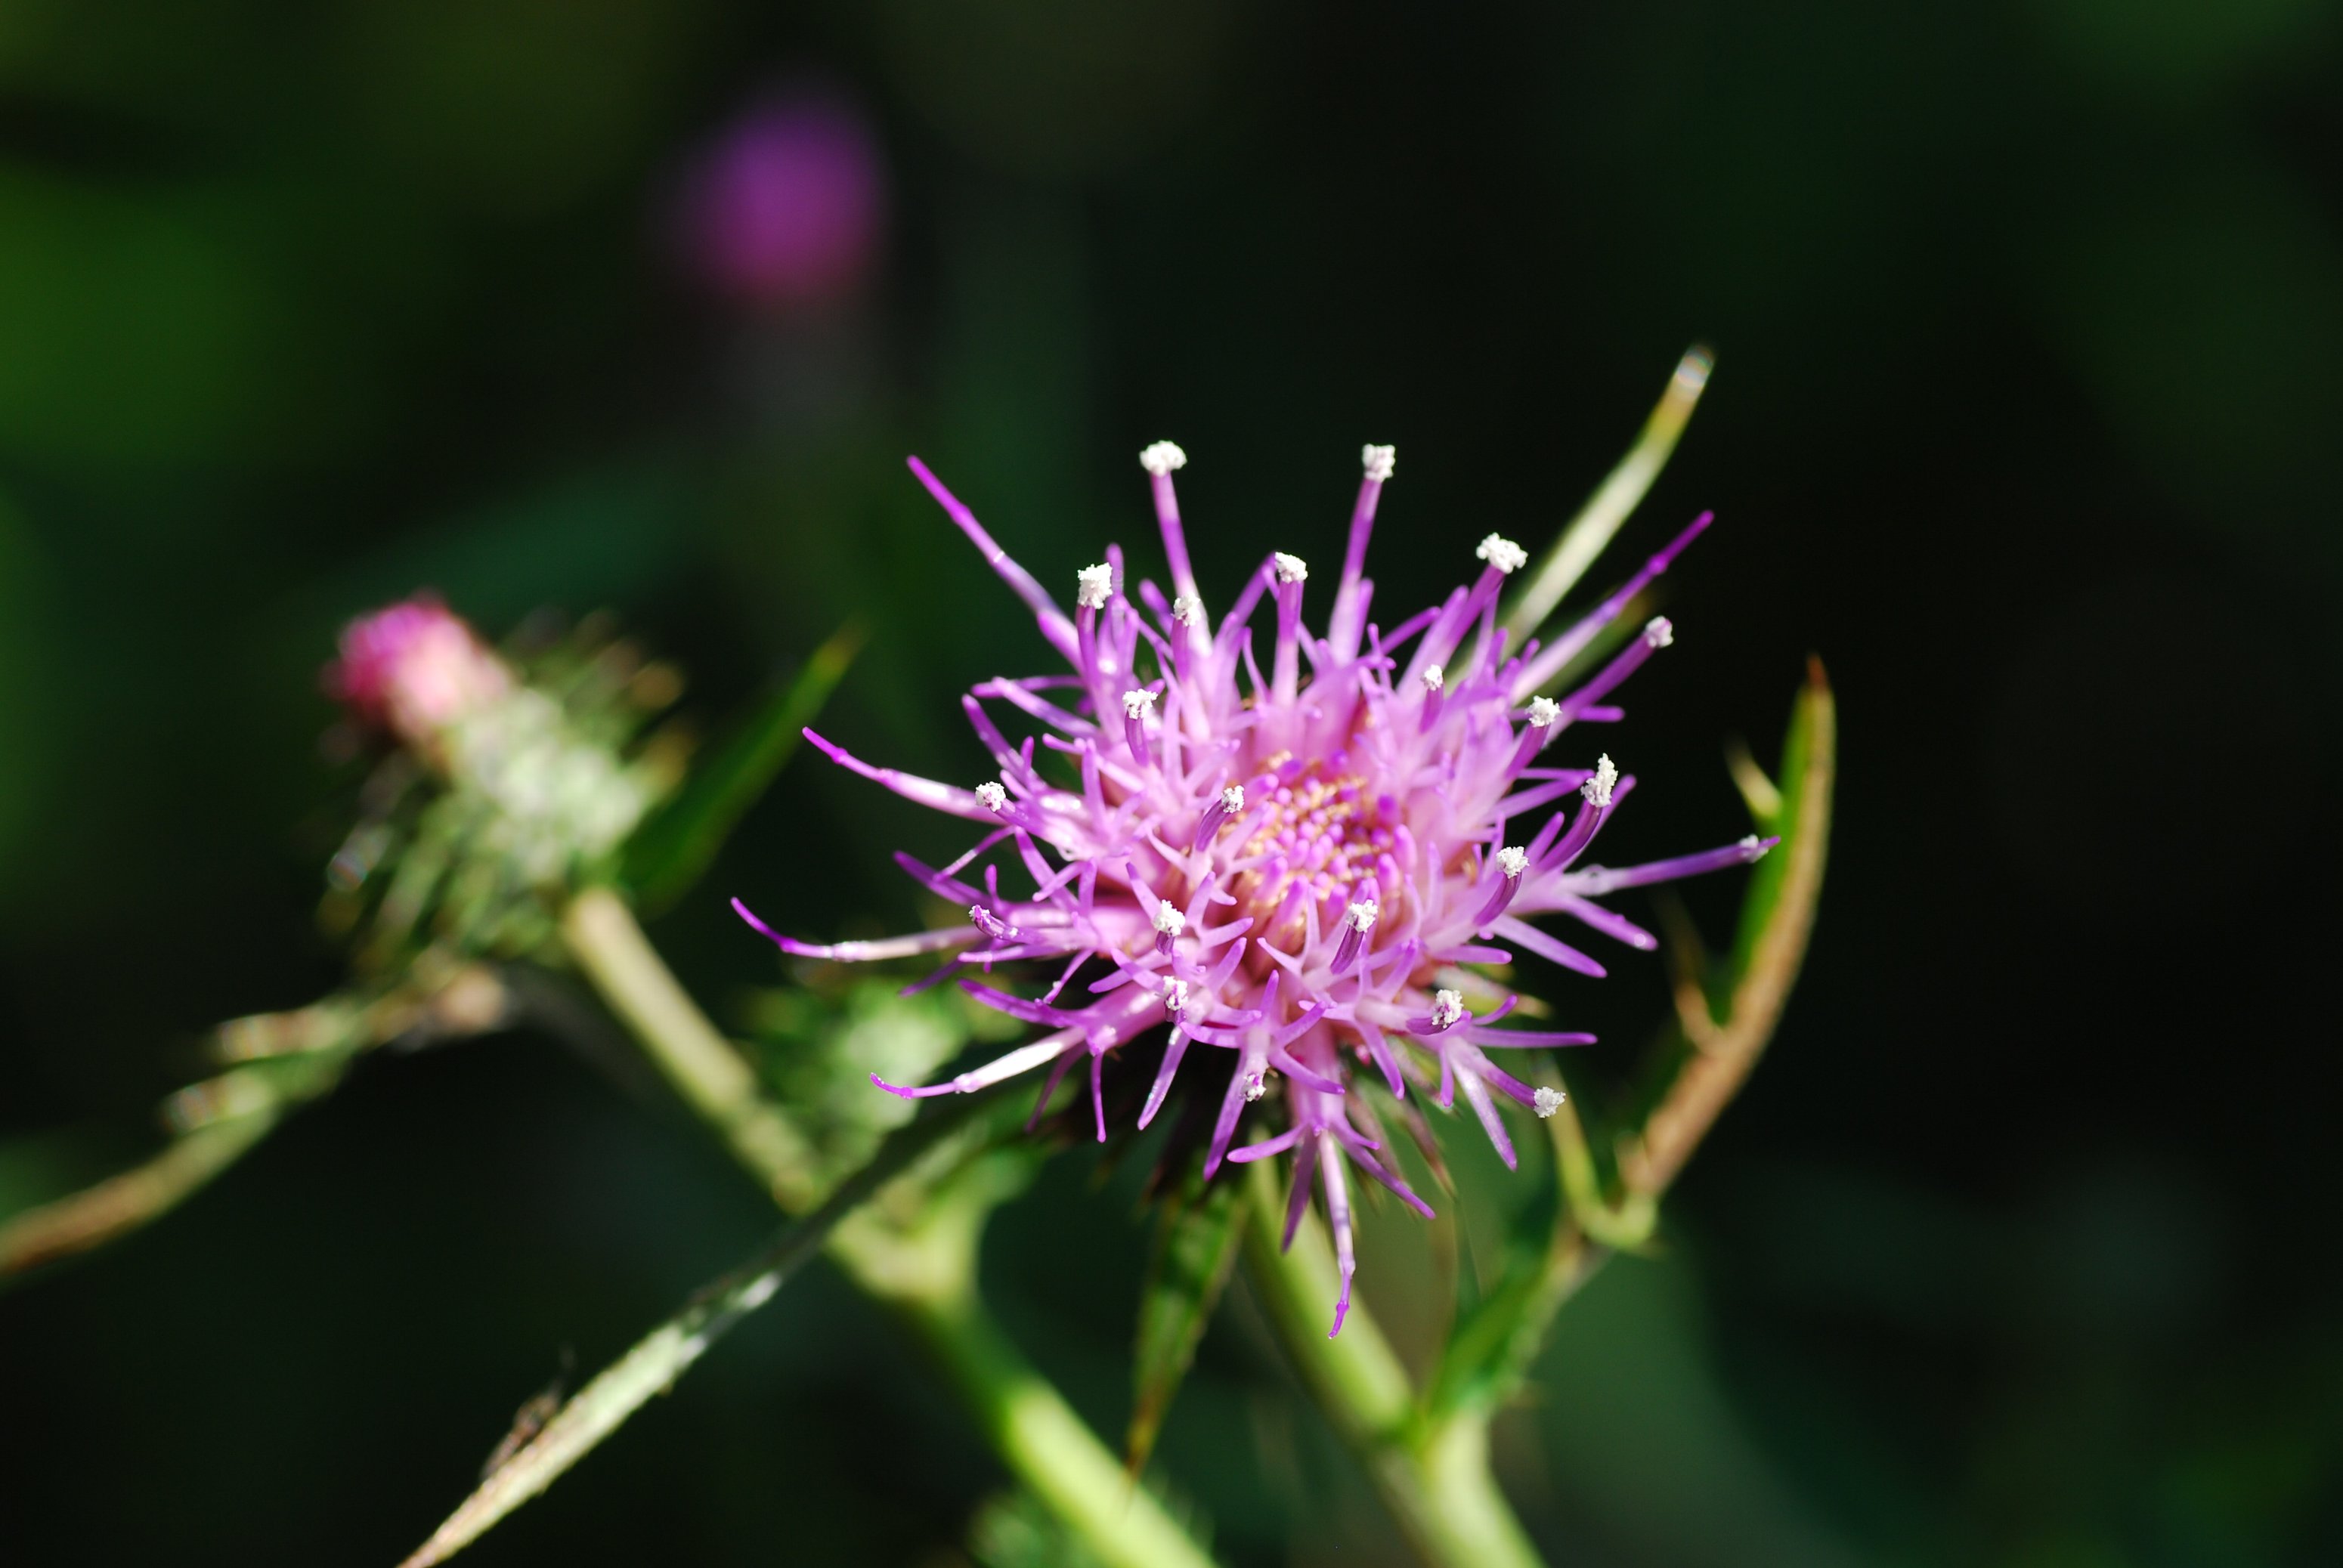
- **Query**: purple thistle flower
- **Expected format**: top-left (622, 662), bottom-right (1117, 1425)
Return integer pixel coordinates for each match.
top-left (737, 441), bottom-right (1773, 1335)
top-left (670, 88), bottom-right (886, 308)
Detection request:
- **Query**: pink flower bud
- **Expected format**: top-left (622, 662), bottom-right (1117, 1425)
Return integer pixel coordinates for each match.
top-left (325, 595), bottom-right (510, 747)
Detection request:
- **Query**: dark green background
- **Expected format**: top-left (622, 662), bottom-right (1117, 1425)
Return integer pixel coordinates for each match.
top-left (4, 3), bottom-right (2339, 1564)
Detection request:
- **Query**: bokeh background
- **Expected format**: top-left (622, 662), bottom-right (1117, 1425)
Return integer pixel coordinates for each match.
top-left (5, 3), bottom-right (2341, 1564)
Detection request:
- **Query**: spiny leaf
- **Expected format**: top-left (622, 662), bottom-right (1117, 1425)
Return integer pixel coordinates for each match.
top-left (1125, 1172), bottom-right (1246, 1474)
top-left (623, 621), bottom-right (862, 909)
top-left (395, 1090), bottom-right (987, 1568)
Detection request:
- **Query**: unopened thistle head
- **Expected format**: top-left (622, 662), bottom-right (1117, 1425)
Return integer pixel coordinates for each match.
top-left (736, 440), bottom-right (1763, 1335)
top-left (327, 596), bottom-right (660, 896)
top-left (327, 595), bottom-right (512, 747)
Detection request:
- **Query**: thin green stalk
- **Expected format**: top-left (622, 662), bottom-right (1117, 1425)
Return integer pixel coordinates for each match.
top-left (1238, 1164), bottom-right (1545, 1568)
top-left (560, 886), bottom-right (1219, 1568)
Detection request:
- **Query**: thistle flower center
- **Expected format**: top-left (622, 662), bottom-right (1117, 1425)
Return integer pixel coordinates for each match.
top-left (1230, 764), bottom-right (1401, 941)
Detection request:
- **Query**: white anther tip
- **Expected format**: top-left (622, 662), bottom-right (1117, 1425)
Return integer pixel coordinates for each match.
top-left (1421, 664), bottom-right (1445, 693)
top-left (1527, 696), bottom-right (1561, 730)
top-left (1741, 834), bottom-right (1768, 859)
top-left (1644, 616), bottom-right (1675, 648)
top-left (1533, 1086), bottom-right (1566, 1119)
top-left (974, 781), bottom-right (1007, 812)
top-left (1243, 1071), bottom-right (1267, 1103)
top-left (1476, 533), bottom-right (1528, 574)
top-left (1430, 988), bottom-right (1465, 1030)
top-left (1163, 979), bottom-right (1190, 1016)
top-left (1273, 552), bottom-right (1309, 584)
top-left (1496, 846), bottom-right (1528, 879)
top-left (1172, 595), bottom-right (1206, 628)
top-left (1122, 688), bottom-right (1157, 719)
top-left (1076, 562), bottom-right (1114, 609)
top-left (1140, 441), bottom-right (1188, 475)
top-left (1221, 784), bottom-right (1246, 812)
top-left (1153, 904), bottom-right (1187, 936)
top-left (1361, 444), bottom-right (1396, 482)
top-left (1582, 754), bottom-right (1619, 809)
top-left (1344, 899), bottom-right (1379, 932)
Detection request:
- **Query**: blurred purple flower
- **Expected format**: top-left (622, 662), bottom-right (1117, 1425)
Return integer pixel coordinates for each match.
top-left (738, 442), bottom-right (1769, 1335)
top-left (672, 91), bottom-right (885, 308)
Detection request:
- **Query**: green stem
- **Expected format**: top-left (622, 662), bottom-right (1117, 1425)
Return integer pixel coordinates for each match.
top-left (560, 885), bottom-right (1219, 1568)
top-left (896, 1281), bottom-right (1218, 1568)
top-left (560, 888), bottom-right (821, 1211)
top-left (1238, 1164), bottom-right (1546, 1568)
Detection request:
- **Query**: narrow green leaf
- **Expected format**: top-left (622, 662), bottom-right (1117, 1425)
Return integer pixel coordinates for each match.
top-left (1726, 656), bottom-right (1835, 985)
top-left (1125, 1173), bottom-right (1246, 1473)
top-left (395, 1090), bottom-right (986, 1568)
top-left (623, 621), bottom-right (862, 909)
top-left (1502, 346), bottom-right (1713, 639)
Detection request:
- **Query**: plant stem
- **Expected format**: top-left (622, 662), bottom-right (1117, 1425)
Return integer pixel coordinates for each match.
top-left (560, 887), bottom-right (822, 1211)
top-left (559, 885), bottom-right (1220, 1568)
top-left (896, 1281), bottom-right (1218, 1568)
top-left (0, 1112), bottom-right (283, 1275)
top-left (1238, 1164), bottom-right (1546, 1568)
